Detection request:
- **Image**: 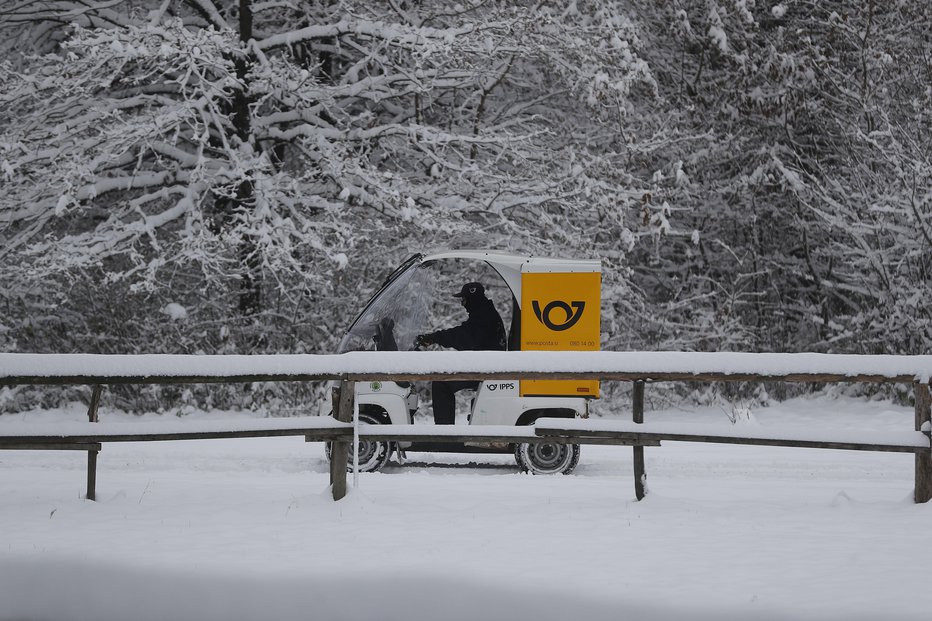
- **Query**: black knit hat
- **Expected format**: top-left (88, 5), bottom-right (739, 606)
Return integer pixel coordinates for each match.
top-left (453, 282), bottom-right (485, 298)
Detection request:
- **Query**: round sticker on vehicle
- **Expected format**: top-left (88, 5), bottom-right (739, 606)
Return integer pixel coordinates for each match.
top-left (370, 382), bottom-right (382, 391)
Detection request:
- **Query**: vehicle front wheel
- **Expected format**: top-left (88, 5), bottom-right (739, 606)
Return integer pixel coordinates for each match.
top-left (326, 412), bottom-right (394, 473)
top-left (514, 441), bottom-right (580, 475)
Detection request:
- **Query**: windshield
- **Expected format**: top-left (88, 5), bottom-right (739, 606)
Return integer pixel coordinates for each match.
top-left (337, 257), bottom-right (516, 354)
top-left (337, 259), bottom-right (434, 353)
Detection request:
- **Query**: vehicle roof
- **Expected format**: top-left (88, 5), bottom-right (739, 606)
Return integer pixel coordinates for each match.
top-left (422, 250), bottom-right (600, 273)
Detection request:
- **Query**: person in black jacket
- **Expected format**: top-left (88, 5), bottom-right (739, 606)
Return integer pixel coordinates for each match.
top-left (416, 282), bottom-right (506, 424)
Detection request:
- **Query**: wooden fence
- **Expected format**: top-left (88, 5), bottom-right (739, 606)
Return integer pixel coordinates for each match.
top-left (0, 351), bottom-right (930, 503)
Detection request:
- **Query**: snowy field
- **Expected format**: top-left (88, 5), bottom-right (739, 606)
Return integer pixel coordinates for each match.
top-left (1, 395), bottom-right (930, 621)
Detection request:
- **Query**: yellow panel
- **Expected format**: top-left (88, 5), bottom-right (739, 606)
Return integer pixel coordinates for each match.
top-left (521, 378), bottom-right (600, 398)
top-left (520, 271), bottom-right (600, 398)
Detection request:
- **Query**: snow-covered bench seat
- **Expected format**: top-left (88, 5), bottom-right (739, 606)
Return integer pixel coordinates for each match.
top-left (533, 418), bottom-right (932, 454)
top-left (354, 423), bottom-right (660, 446)
top-left (0, 417), bottom-right (352, 446)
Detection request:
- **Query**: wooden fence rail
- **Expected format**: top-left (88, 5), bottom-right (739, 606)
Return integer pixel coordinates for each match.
top-left (0, 352), bottom-right (930, 502)
top-left (2, 351), bottom-right (932, 386)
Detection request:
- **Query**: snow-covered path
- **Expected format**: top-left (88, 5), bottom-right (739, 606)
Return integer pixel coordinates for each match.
top-left (1, 396), bottom-right (929, 621)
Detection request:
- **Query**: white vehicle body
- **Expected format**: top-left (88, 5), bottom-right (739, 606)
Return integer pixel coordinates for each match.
top-left (353, 377), bottom-right (590, 428)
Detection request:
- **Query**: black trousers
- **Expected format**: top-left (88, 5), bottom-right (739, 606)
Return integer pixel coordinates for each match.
top-left (431, 380), bottom-right (480, 425)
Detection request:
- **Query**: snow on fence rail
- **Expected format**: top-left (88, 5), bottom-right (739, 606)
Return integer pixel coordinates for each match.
top-left (0, 351), bottom-right (929, 504)
top-left (2, 351), bottom-right (932, 384)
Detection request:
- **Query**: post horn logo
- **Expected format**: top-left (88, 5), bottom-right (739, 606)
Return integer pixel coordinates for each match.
top-left (532, 300), bottom-right (585, 332)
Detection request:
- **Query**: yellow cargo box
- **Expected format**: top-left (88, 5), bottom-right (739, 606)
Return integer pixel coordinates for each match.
top-left (519, 266), bottom-right (600, 398)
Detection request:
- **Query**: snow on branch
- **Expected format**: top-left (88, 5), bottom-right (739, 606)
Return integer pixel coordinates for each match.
top-left (182, 0), bottom-right (232, 32)
top-left (0, 0), bottom-right (661, 332)
top-left (255, 18), bottom-right (479, 52)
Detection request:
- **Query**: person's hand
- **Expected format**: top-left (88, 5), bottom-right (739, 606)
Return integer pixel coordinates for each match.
top-left (416, 334), bottom-right (433, 347)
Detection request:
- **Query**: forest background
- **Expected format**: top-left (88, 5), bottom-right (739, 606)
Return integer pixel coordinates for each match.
top-left (1, 0), bottom-right (930, 411)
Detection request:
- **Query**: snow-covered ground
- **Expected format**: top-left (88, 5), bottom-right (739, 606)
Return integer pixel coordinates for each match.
top-left (1, 395), bottom-right (930, 621)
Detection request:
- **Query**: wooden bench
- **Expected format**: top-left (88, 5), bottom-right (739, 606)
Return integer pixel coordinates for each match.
top-left (535, 418), bottom-right (932, 500)
top-left (535, 389), bottom-right (932, 502)
top-left (0, 414), bottom-right (352, 500)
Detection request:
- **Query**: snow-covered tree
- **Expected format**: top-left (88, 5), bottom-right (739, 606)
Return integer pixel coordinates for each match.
top-left (773, 1), bottom-right (932, 354)
top-left (624, 0), bottom-right (932, 357)
top-left (0, 1), bottom-right (660, 373)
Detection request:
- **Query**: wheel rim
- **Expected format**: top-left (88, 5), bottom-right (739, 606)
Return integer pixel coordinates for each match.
top-left (525, 442), bottom-right (571, 473)
top-left (351, 413), bottom-right (390, 471)
top-left (354, 438), bottom-right (383, 470)
top-left (327, 412), bottom-right (391, 472)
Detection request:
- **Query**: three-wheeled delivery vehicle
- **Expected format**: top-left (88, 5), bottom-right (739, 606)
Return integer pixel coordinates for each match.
top-left (329, 250), bottom-right (601, 474)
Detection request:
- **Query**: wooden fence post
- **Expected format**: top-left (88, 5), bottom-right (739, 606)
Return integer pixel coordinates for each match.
top-left (915, 381), bottom-right (932, 504)
top-left (86, 384), bottom-right (102, 501)
top-left (330, 380), bottom-right (354, 501)
top-left (633, 380), bottom-right (646, 501)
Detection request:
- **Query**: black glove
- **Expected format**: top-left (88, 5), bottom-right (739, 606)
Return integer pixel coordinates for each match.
top-left (416, 334), bottom-right (433, 347)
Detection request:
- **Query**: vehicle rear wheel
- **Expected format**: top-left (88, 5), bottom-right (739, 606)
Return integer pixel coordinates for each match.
top-left (514, 441), bottom-right (580, 475)
top-left (326, 412), bottom-right (393, 473)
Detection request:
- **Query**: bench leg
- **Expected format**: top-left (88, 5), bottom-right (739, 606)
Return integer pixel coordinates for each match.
top-left (331, 381), bottom-right (353, 501)
top-left (916, 382), bottom-right (932, 504)
top-left (633, 380), bottom-right (647, 501)
top-left (86, 384), bottom-right (103, 502)
top-left (86, 449), bottom-right (98, 501)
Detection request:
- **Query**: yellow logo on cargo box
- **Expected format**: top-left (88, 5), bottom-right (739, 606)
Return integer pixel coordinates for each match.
top-left (522, 272), bottom-right (600, 350)
top-left (532, 300), bottom-right (586, 331)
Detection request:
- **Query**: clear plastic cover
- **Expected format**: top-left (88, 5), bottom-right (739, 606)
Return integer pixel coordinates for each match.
top-left (337, 261), bottom-right (435, 353)
top-left (337, 258), bottom-right (514, 354)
